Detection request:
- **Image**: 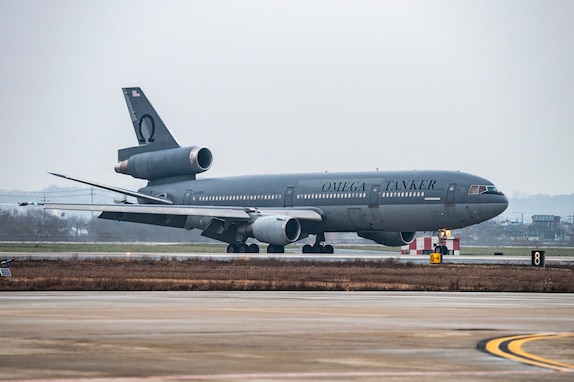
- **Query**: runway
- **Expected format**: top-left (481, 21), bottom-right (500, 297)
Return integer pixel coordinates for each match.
top-left (4, 250), bottom-right (574, 265)
top-left (1, 292), bottom-right (573, 381)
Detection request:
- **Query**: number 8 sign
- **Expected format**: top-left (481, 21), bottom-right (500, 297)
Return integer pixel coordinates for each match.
top-left (531, 250), bottom-right (545, 267)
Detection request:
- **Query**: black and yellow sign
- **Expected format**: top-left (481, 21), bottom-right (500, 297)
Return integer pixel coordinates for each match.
top-left (430, 252), bottom-right (442, 264)
top-left (531, 250), bottom-right (545, 267)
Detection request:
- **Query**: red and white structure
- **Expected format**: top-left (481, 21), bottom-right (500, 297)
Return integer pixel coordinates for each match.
top-left (401, 236), bottom-right (460, 256)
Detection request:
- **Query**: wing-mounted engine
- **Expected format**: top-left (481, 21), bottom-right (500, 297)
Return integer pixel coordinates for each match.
top-left (251, 216), bottom-right (302, 245)
top-left (115, 146), bottom-right (213, 181)
top-left (357, 231), bottom-right (416, 247)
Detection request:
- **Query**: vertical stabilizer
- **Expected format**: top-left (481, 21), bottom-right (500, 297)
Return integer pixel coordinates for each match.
top-left (119, 87), bottom-right (180, 161)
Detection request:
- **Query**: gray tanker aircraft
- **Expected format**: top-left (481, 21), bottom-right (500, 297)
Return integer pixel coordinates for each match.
top-left (46, 87), bottom-right (508, 253)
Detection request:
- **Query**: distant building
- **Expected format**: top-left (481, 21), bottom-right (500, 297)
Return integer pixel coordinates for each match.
top-left (530, 215), bottom-right (562, 241)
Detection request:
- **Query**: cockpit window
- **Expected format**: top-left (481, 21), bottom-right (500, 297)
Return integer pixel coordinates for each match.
top-left (468, 185), bottom-right (501, 195)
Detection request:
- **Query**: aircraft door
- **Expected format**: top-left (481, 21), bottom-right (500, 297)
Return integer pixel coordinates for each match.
top-left (284, 187), bottom-right (294, 207)
top-left (369, 185), bottom-right (380, 207)
top-left (184, 190), bottom-right (193, 205)
top-left (446, 184), bottom-right (456, 204)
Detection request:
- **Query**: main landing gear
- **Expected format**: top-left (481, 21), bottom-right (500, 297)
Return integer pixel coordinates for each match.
top-left (226, 243), bottom-right (259, 253)
top-left (433, 229), bottom-right (451, 256)
top-left (226, 243), bottom-right (285, 254)
top-left (226, 233), bottom-right (334, 255)
top-left (302, 233), bottom-right (334, 254)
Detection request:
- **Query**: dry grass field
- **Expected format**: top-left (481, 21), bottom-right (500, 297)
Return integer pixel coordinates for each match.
top-left (1, 257), bottom-right (573, 292)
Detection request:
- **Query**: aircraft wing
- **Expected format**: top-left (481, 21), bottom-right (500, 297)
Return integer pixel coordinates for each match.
top-left (44, 172), bottom-right (324, 245)
top-left (44, 203), bottom-right (324, 222)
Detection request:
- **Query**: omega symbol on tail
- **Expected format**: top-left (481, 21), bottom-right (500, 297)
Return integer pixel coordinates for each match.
top-left (138, 114), bottom-right (155, 144)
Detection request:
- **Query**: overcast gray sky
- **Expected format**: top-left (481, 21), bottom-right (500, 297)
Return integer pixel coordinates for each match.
top-left (1, 0), bottom-right (573, 197)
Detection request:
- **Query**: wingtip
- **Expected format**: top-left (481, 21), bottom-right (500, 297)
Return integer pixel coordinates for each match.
top-left (49, 172), bottom-right (66, 178)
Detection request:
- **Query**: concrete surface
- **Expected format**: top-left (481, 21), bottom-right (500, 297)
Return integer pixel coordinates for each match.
top-left (0, 291), bottom-right (573, 381)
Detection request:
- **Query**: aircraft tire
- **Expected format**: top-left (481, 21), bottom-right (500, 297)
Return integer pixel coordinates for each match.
top-left (267, 245), bottom-right (285, 254)
top-left (226, 244), bottom-right (237, 253)
top-left (302, 244), bottom-right (313, 253)
top-left (248, 244), bottom-right (260, 253)
top-left (324, 244), bottom-right (334, 254)
top-left (435, 245), bottom-right (448, 255)
top-left (312, 244), bottom-right (324, 253)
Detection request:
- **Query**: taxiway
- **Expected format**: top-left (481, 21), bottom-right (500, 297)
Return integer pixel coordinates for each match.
top-left (1, 291), bottom-right (573, 381)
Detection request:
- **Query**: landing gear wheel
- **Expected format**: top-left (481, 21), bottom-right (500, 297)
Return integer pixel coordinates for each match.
top-left (310, 244), bottom-right (334, 253)
top-left (227, 243), bottom-right (250, 253)
top-left (301, 233), bottom-right (335, 254)
top-left (434, 245), bottom-right (448, 255)
top-left (312, 244), bottom-right (323, 253)
top-left (248, 244), bottom-right (260, 253)
top-left (267, 244), bottom-right (285, 254)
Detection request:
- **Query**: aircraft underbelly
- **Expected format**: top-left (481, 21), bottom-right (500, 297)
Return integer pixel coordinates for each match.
top-left (382, 201), bottom-right (505, 231)
top-left (288, 203), bottom-right (467, 232)
top-left (377, 205), bottom-right (440, 231)
top-left (318, 205), bottom-right (383, 231)
top-left (375, 203), bottom-right (489, 231)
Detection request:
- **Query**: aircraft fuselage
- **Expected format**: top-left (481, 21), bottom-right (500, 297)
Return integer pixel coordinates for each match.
top-left (138, 169), bottom-right (508, 234)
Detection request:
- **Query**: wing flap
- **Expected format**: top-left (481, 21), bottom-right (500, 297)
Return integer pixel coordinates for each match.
top-left (257, 208), bottom-right (323, 222)
top-left (99, 211), bottom-right (189, 228)
top-left (45, 203), bottom-right (325, 222)
top-left (45, 203), bottom-right (251, 219)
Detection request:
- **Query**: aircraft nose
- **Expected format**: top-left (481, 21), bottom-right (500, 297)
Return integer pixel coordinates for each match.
top-left (487, 193), bottom-right (509, 219)
top-left (499, 193), bottom-right (509, 214)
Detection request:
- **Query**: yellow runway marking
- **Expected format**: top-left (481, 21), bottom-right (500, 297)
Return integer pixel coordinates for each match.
top-left (479, 333), bottom-right (574, 372)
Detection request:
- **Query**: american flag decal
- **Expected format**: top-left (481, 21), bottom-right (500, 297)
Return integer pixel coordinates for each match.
top-left (132, 89), bottom-right (141, 97)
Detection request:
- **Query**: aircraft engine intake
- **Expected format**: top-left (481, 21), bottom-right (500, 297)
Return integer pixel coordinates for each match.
top-left (115, 146), bottom-right (212, 180)
top-left (252, 216), bottom-right (301, 245)
top-left (357, 231), bottom-right (416, 247)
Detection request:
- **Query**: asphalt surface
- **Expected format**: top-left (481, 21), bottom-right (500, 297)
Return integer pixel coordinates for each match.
top-left (3, 250), bottom-right (574, 265)
top-left (1, 291), bottom-right (573, 381)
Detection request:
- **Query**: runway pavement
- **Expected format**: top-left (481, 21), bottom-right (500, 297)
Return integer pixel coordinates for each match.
top-left (1, 291), bottom-right (573, 381)
top-left (3, 250), bottom-right (574, 265)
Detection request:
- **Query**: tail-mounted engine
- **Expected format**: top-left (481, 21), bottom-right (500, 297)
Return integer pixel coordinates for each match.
top-left (115, 146), bottom-right (213, 181)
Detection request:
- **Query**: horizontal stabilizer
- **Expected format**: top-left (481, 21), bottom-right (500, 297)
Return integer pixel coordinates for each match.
top-left (48, 173), bottom-right (173, 205)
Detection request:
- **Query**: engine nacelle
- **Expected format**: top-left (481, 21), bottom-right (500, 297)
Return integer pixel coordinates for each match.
top-left (357, 231), bottom-right (416, 247)
top-left (115, 146), bottom-right (212, 180)
top-left (252, 216), bottom-right (301, 245)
